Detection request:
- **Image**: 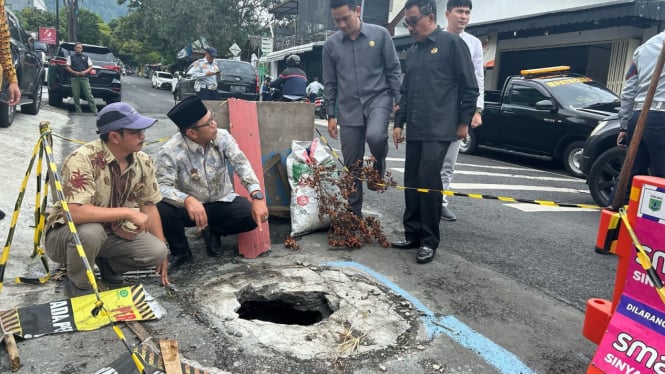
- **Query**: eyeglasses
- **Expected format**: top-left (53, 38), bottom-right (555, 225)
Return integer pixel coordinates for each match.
top-left (189, 115), bottom-right (216, 130)
top-left (402, 14), bottom-right (427, 28)
top-left (120, 129), bottom-right (145, 136)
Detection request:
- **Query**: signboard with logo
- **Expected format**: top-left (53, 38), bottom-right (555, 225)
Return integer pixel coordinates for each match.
top-left (261, 37), bottom-right (273, 54)
top-left (590, 178), bottom-right (665, 373)
top-left (38, 27), bottom-right (57, 45)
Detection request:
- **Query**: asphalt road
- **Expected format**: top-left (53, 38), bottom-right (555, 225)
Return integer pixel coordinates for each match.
top-left (0, 77), bottom-right (618, 373)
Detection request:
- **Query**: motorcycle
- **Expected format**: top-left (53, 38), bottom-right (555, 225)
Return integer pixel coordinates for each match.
top-left (313, 96), bottom-right (326, 119)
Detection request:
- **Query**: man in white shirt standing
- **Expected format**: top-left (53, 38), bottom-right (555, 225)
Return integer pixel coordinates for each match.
top-left (306, 77), bottom-right (324, 102)
top-left (440, 0), bottom-right (484, 221)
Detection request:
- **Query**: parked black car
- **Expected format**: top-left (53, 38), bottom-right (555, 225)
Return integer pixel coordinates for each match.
top-left (460, 66), bottom-right (620, 177)
top-left (580, 115), bottom-right (624, 207)
top-left (47, 42), bottom-right (122, 107)
top-left (0, 8), bottom-right (45, 127)
top-left (174, 59), bottom-right (258, 101)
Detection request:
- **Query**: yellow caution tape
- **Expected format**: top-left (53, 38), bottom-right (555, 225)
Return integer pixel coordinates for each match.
top-left (315, 132), bottom-right (602, 210)
top-left (618, 208), bottom-right (665, 305)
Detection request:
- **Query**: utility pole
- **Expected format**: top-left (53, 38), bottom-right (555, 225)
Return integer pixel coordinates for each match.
top-left (63, 0), bottom-right (78, 42)
top-left (55, 0), bottom-right (59, 44)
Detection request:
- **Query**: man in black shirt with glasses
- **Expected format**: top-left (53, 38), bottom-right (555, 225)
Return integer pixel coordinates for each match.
top-left (391, 0), bottom-right (478, 264)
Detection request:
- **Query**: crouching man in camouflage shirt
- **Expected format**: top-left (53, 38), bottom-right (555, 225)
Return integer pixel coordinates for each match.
top-left (156, 96), bottom-right (269, 270)
top-left (44, 103), bottom-right (170, 297)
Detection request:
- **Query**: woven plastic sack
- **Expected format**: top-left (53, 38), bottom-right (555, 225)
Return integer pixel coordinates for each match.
top-left (287, 139), bottom-right (339, 236)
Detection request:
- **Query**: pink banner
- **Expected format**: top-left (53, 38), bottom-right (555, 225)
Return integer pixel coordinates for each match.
top-left (592, 296), bottom-right (665, 373)
top-left (592, 182), bottom-right (665, 373)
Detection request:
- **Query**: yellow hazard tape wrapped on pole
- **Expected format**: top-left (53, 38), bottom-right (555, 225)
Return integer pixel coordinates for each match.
top-left (38, 122), bottom-right (147, 374)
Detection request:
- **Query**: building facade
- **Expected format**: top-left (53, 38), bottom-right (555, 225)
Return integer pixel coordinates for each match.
top-left (263, 0), bottom-right (392, 82)
top-left (394, 0), bottom-right (664, 94)
top-left (5, 0), bottom-right (46, 11)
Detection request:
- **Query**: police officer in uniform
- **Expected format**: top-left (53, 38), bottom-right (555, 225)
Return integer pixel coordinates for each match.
top-left (616, 30), bottom-right (665, 204)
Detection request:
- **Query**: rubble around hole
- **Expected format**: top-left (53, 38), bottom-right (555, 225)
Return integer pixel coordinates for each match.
top-left (194, 264), bottom-right (420, 361)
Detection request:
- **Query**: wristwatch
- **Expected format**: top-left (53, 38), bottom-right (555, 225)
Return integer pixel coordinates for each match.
top-left (327, 114), bottom-right (336, 120)
top-left (251, 191), bottom-right (264, 200)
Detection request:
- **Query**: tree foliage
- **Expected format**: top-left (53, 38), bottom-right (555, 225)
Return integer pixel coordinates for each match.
top-left (113, 0), bottom-right (272, 65)
top-left (20, 0), bottom-right (274, 68)
top-left (16, 7), bottom-right (103, 45)
top-left (15, 8), bottom-right (57, 33)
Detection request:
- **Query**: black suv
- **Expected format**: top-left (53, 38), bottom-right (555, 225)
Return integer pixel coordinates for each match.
top-left (580, 116), bottom-right (623, 207)
top-left (0, 8), bottom-right (45, 127)
top-left (47, 42), bottom-right (121, 107)
top-left (174, 58), bottom-right (258, 101)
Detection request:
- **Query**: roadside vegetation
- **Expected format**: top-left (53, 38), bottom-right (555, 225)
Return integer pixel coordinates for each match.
top-left (16, 0), bottom-right (273, 69)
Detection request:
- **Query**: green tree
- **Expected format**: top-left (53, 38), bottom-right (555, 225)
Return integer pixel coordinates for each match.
top-left (15, 8), bottom-right (57, 33)
top-left (114, 0), bottom-right (272, 61)
top-left (76, 8), bottom-right (105, 44)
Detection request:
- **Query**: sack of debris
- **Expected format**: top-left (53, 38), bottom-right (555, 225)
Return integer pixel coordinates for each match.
top-left (286, 139), bottom-right (339, 237)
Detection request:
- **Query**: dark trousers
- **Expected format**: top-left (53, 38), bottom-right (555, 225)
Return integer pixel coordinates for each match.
top-left (403, 141), bottom-right (449, 250)
top-left (197, 88), bottom-right (219, 100)
top-left (339, 106), bottom-right (391, 215)
top-left (157, 197), bottom-right (257, 255)
top-left (614, 111), bottom-right (665, 204)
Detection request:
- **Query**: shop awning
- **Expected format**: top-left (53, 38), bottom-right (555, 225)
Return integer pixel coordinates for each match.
top-left (465, 1), bottom-right (659, 36)
top-left (260, 41), bottom-right (324, 63)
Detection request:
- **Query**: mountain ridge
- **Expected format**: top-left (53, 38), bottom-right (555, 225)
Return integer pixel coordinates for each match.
top-left (44, 0), bottom-right (129, 23)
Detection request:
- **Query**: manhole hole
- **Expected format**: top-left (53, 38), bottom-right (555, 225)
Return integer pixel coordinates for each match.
top-left (237, 291), bottom-right (334, 325)
top-left (194, 265), bottom-right (418, 360)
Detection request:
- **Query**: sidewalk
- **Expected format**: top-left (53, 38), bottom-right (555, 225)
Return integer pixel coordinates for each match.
top-left (0, 108), bottom-right (506, 373)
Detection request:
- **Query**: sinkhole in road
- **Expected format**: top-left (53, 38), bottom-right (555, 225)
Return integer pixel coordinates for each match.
top-left (236, 291), bottom-right (335, 325)
top-left (195, 264), bottom-right (419, 360)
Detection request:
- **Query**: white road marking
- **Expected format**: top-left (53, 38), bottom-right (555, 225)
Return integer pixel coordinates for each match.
top-left (390, 167), bottom-right (582, 183)
top-left (451, 183), bottom-right (588, 194)
top-left (453, 170), bottom-right (584, 183)
top-left (505, 203), bottom-right (598, 212)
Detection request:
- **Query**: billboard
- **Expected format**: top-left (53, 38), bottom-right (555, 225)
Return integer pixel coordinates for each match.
top-left (38, 27), bottom-right (56, 45)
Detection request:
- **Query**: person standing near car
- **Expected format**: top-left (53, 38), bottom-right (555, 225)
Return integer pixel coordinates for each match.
top-left (615, 30), bottom-right (665, 204)
top-left (191, 47), bottom-right (221, 100)
top-left (391, 0), bottom-right (478, 264)
top-left (323, 0), bottom-right (402, 216)
top-left (270, 55), bottom-right (307, 101)
top-left (438, 0), bottom-right (484, 221)
top-left (0, 0), bottom-right (20, 220)
top-left (65, 42), bottom-right (98, 114)
top-left (261, 76), bottom-right (272, 102)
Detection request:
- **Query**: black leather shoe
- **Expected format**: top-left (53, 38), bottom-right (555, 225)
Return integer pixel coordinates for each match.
top-left (168, 251), bottom-right (193, 271)
top-left (416, 246), bottom-right (436, 263)
top-left (391, 239), bottom-right (420, 250)
top-left (96, 257), bottom-right (124, 284)
top-left (202, 228), bottom-right (224, 257)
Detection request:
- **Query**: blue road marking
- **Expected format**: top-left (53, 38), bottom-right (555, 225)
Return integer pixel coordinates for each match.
top-left (322, 261), bottom-right (536, 374)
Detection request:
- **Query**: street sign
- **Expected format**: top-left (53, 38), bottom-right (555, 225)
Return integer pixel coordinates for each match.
top-left (229, 43), bottom-right (241, 57)
top-left (261, 38), bottom-right (273, 54)
top-left (39, 27), bottom-right (57, 45)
